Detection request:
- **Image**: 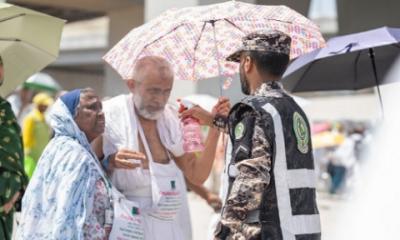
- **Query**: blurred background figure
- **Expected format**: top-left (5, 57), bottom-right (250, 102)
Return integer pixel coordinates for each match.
top-left (22, 92), bottom-right (54, 179)
top-left (7, 73), bottom-right (62, 127)
top-left (326, 124), bottom-right (355, 195)
top-left (6, 86), bottom-right (35, 126)
top-left (311, 120), bottom-right (371, 196)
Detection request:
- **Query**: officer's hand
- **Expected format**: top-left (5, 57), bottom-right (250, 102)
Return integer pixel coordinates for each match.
top-left (111, 149), bottom-right (146, 169)
top-left (212, 97), bottom-right (231, 117)
top-left (206, 192), bottom-right (223, 213)
top-left (180, 105), bottom-right (214, 127)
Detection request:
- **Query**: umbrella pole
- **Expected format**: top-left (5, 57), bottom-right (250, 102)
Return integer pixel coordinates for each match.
top-left (210, 20), bottom-right (228, 145)
top-left (210, 21), bottom-right (224, 96)
top-left (368, 48), bottom-right (384, 118)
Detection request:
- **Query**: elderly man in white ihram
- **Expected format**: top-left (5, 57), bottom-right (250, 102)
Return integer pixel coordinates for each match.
top-left (93, 56), bottom-right (229, 240)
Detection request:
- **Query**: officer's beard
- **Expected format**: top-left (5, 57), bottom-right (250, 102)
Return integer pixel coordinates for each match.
top-left (239, 63), bottom-right (250, 95)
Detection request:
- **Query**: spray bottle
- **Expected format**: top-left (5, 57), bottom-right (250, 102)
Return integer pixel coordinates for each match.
top-left (178, 99), bottom-right (205, 153)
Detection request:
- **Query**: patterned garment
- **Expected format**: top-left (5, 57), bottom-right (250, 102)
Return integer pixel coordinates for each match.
top-left (19, 99), bottom-right (112, 240)
top-left (0, 97), bottom-right (28, 240)
top-left (83, 180), bottom-right (110, 240)
top-left (216, 81), bottom-right (285, 240)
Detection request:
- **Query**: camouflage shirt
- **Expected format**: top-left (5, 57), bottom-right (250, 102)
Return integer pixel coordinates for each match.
top-left (216, 81), bottom-right (286, 240)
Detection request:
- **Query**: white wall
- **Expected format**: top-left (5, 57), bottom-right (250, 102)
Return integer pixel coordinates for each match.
top-left (145, 0), bottom-right (198, 21)
top-left (104, 4), bottom-right (144, 97)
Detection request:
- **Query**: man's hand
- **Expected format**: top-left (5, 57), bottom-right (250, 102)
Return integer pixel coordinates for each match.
top-left (180, 97), bottom-right (231, 127)
top-left (206, 192), bottom-right (223, 213)
top-left (180, 105), bottom-right (214, 126)
top-left (212, 97), bottom-right (231, 118)
top-left (111, 149), bottom-right (146, 169)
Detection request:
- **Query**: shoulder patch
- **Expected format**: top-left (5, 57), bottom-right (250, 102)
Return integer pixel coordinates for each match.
top-left (293, 112), bottom-right (309, 154)
top-left (234, 122), bottom-right (246, 140)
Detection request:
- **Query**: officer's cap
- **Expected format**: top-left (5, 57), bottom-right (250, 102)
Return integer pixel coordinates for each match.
top-left (226, 30), bottom-right (291, 62)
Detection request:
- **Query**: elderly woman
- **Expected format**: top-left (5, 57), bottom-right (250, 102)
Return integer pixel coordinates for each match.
top-left (19, 88), bottom-right (112, 239)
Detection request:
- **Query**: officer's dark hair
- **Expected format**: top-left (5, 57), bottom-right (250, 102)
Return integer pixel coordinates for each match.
top-left (244, 51), bottom-right (289, 78)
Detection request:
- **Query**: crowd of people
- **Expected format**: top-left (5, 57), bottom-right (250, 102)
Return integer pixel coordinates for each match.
top-left (0, 31), bottom-right (325, 240)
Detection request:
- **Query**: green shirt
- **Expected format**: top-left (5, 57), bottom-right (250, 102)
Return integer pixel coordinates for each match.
top-left (0, 97), bottom-right (28, 213)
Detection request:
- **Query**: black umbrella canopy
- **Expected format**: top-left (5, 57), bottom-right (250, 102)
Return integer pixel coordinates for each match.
top-left (282, 27), bottom-right (400, 93)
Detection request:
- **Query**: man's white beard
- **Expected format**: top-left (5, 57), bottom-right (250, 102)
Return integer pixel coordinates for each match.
top-left (133, 94), bottom-right (163, 120)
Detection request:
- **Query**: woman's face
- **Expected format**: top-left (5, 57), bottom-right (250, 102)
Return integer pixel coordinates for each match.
top-left (74, 90), bottom-right (105, 142)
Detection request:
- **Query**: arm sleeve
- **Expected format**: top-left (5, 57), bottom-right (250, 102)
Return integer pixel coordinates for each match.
top-left (218, 116), bottom-right (272, 238)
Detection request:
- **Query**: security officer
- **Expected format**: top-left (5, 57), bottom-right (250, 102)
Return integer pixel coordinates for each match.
top-left (184, 31), bottom-right (321, 240)
top-left (216, 30), bottom-right (322, 240)
top-left (178, 31), bottom-right (321, 240)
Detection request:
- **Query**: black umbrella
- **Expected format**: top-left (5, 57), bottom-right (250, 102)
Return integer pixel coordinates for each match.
top-left (282, 26), bottom-right (400, 116)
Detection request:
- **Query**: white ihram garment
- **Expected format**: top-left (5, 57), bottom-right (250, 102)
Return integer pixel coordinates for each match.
top-left (103, 94), bottom-right (192, 240)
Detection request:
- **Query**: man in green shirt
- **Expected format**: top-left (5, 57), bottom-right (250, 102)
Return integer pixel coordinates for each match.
top-left (0, 56), bottom-right (29, 240)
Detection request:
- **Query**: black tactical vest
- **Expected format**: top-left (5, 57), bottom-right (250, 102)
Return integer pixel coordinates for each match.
top-left (227, 94), bottom-right (321, 240)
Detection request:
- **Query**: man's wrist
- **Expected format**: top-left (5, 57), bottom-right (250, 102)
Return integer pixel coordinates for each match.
top-left (205, 112), bottom-right (215, 127)
top-left (208, 126), bottom-right (221, 135)
top-left (212, 115), bottom-right (228, 131)
top-left (205, 191), bottom-right (215, 201)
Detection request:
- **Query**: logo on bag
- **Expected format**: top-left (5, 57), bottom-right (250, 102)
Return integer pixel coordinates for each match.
top-left (170, 180), bottom-right (176, 190)
top-left (131, 207), bottom-right (139, 215)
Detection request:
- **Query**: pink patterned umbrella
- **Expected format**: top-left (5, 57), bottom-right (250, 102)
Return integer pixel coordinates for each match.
top-left (104, 1), bottom-right (325, 85)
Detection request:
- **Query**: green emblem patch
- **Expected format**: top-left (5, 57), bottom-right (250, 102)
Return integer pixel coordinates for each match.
top-left (293, 112), bottom-right (309, 154)
top-left (234, 122), bottom-right (245, 140)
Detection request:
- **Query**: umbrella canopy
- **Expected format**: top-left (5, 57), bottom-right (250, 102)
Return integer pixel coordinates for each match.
top-left (104, 0), bottom-right (325, 84)
top-left (24, 72), bottom-right (62, 92)
top-left (0, 3), bottom-right (65, 96)
top-left (282, 26), bottom-right (400, 92)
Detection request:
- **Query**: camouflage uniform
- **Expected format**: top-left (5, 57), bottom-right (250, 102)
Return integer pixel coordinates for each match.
top-left (216, 82), bottom-right (285, 240)
top-left (214, 30), bottom-right (320, 240)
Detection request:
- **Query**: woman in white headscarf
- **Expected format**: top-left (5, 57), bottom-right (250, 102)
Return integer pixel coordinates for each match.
top-left (19, 88), bottom-right (112, 239)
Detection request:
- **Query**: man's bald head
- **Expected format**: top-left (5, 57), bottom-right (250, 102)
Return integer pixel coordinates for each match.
top-left (127, 56), bottom-right (174, 120)
top-left (132, 56), bottom-right (174, 83)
